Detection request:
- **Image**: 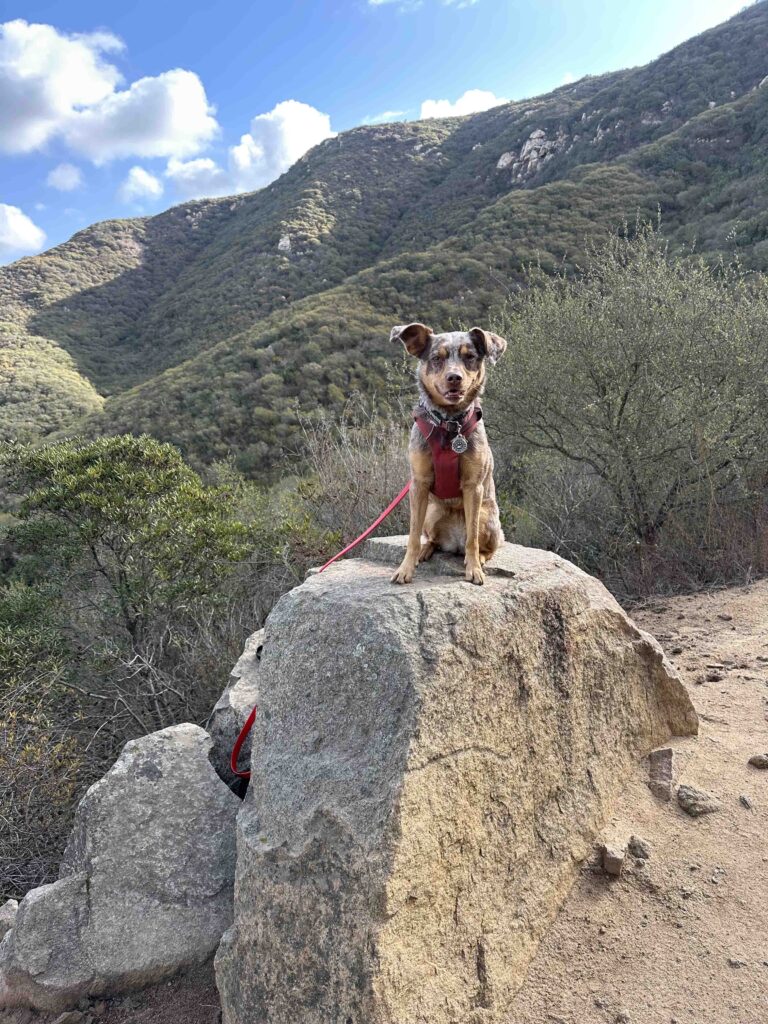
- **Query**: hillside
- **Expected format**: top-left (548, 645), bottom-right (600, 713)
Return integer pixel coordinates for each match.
top-left (2, 2), bottom-right (767, 475)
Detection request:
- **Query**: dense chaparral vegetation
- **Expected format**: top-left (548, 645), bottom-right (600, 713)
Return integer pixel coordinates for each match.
top-left (1, 3), bottom-right (767, 472)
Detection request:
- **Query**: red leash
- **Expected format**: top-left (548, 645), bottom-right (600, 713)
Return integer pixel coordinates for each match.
top-left (229, 481), bottom-right (412, 779)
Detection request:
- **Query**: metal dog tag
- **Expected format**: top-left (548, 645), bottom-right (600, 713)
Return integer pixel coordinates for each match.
top-left (451, 434), bottom-right (468, 454)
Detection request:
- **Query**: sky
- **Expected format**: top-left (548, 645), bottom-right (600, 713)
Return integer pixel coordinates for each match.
top-left (0, 0), bottom-right (751, 263)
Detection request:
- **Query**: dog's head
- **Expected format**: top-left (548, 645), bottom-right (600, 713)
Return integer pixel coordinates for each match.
top-left (390, 323), bottom-right (507, 410)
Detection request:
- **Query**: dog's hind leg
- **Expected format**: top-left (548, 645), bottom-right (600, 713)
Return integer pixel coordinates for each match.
top-left (418, 540), bottom-right (435, 562)
top-left (478, 503), bottom-right (503, 565)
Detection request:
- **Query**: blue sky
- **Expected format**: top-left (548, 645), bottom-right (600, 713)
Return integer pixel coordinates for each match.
top-left (0, 0), bottom-right (749, 262)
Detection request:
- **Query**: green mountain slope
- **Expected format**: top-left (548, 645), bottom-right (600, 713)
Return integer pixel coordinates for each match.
top-left (2, 2), bottom-right (767, 472)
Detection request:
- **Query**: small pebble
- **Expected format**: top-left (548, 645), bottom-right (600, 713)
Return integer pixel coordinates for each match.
top-left (728, 956), bottom-right (747, 968)
top-left (739, 794), bottom-right (753, 809)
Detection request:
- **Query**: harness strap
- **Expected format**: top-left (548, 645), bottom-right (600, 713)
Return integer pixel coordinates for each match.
top-left (414, 405), bottom-right (482, 500)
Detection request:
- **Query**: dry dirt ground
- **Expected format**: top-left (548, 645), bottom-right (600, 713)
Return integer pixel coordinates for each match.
top-left (509, 579), bottom-right (768, 1024)
top-left (3, 579), bottom-right (767, 1024)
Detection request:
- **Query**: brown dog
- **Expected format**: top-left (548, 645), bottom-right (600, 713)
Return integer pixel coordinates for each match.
top-left (390, 323), bottom-right (507, 586)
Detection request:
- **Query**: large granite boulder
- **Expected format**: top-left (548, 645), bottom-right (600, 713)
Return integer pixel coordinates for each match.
top-left (215, 538), bottom-right (697, 1024)
top-left (0, 724), bottom-right (240, 1012)
top-left (208, 628), bottom-right (264, 788)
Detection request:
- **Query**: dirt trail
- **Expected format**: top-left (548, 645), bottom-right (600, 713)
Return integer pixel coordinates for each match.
top-left (3, 579), bottom-right (767, 1024)
top-left (510, 580), bottom-right (768, 1024)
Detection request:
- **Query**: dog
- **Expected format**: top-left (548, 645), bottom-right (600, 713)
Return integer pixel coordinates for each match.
top-left (389, 322), bottom-right (507, 586)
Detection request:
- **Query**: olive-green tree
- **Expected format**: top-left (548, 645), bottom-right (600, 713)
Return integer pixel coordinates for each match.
top-left (491, 226), bottom-right (768, 573)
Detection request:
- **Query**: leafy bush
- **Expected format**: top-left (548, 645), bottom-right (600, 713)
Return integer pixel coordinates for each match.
top-left (489, 223), bottom-right (768, 594)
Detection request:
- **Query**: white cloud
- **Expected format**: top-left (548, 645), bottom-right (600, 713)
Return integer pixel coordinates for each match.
top-left (118, 165), bottom-right (164, 203)
top-left (0, 203), bottom-right (46, 261)
top-left (361, 110), bottom-right (408, 125)
top-left (0, 20), bottom-right (122, 153)
top-left (65, 69), bottom-right (218, 164)
top-left (166, 99), bottom-right (335, 200)
top-left (165, 157), bottom-right (231, 198)
top-left (0, 20), bottom-right (218, 162)
top-left (46, 162), bottom-right (82, 190)
top-left (561, 71), bottom-right (576, 85)
top-left (420, 88), bottom-right (507, 119)
top-left (230, 100), bottom-right (334, 189)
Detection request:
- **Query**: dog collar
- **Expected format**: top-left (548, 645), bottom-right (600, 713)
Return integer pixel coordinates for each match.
top-left (413, 403), bottom-right (482, 499)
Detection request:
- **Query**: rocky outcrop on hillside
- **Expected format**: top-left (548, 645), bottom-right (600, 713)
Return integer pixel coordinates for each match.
top-left (215, 538), bottom-right (697, 1024)
top-left (496, 127), bottom-right (569, 181)
top-left (0, 725), bottom-right (239, 1012)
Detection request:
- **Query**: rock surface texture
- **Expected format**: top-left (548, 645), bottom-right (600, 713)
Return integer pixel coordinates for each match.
top-left (208, 628), bottom-right (264, 787)
top-left (0, 725), bottom-right (240, 1012)
top-left (215, 537), bottom-right (697, 1024)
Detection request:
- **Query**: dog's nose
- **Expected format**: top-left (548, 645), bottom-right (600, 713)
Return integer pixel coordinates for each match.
top-left (446, 372), bottom-right (462, 384)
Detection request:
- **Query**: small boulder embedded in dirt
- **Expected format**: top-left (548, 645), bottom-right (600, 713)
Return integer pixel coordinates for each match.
top-left (747, 752), bottom-right (768, 769)
top-left (677, 784), bottom-right (721, 817)
top-left (648, 747), bottom-right (674, 801)
top-left (602, 845), bottom-right (626, 876)
top-left (628, 835), bottom-right (651, 859)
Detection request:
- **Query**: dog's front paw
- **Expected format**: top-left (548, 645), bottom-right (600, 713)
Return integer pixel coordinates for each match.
top-left (464, 562), bottom-right (485, 586)
top-left (391, 561), bottom-right (416, 584)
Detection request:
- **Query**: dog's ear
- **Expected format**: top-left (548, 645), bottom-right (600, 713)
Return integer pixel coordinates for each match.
top-left (468, 327), bottom-right (507, 366)
top-left (390, 322), bottom-right (434, 358)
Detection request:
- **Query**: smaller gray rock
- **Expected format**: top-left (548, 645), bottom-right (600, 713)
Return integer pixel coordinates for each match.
top-left (628, 835), bottom-right (651, 859)
top-left (747, 753), bottom-right (768, 769)
top-left (208, 629), bottom-right (264, 788)
top-left (52, 1012), bottom-right (87, 1024)
top-left (728, 957), bottom-right (747, 968)
top-left (0, 901), bottom-right (18, 940)
top-left (602, 845), bottom-right (626, 876)
top-left (677, 784), bottom-right (721, 817)
top-left (0, 724), bottom-right (240, 1012)
top-left (739, 794), bottom-right (753, 809)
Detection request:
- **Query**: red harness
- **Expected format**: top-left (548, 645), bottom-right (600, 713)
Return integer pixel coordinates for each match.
top-left (414, 405), bottom-right (482, 499)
